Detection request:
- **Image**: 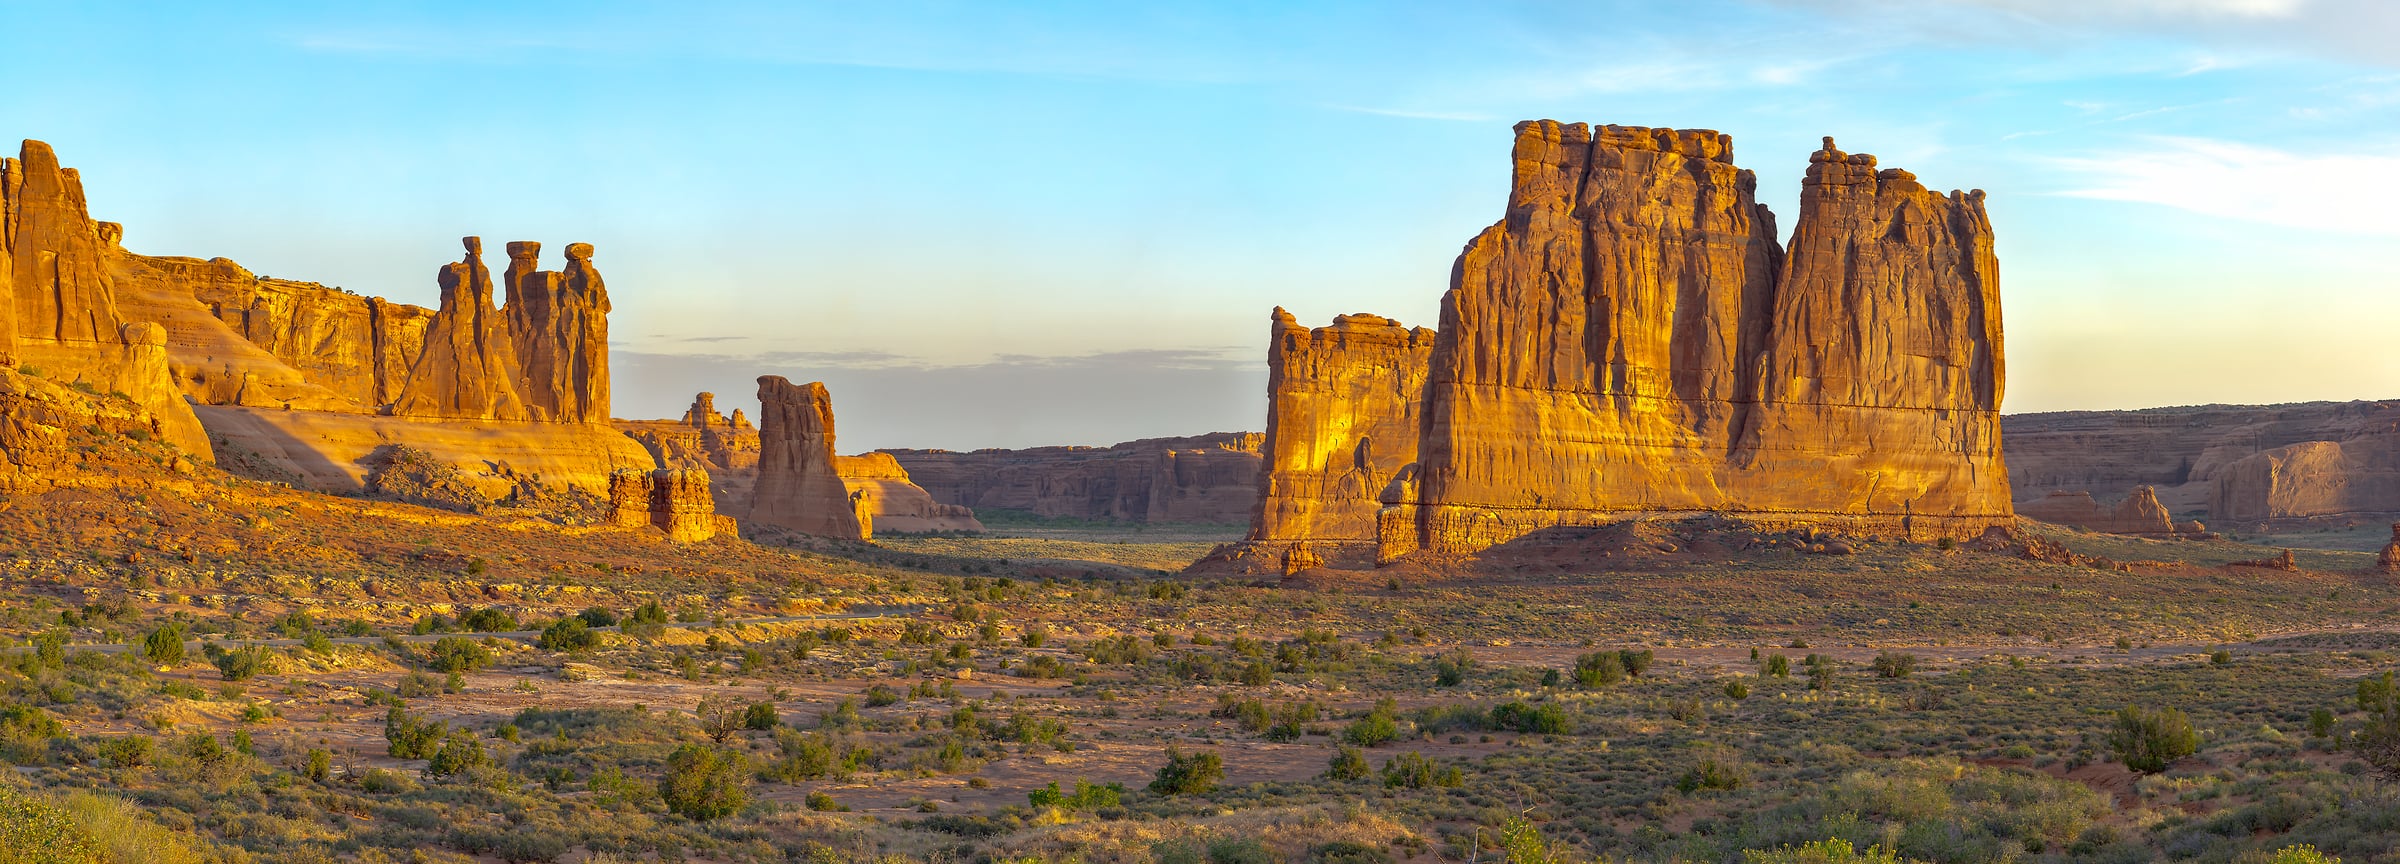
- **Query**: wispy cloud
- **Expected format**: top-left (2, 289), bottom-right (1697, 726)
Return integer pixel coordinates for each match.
top-left (2049, 136), bottom-right (2400, 236)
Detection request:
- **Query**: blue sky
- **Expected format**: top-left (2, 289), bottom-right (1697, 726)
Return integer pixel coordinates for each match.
top-left (7, 0), bottom-right (2398, 448)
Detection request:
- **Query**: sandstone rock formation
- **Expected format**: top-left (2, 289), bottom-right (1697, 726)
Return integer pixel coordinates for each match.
top-left (0, 140), bottom-right (211, 458)
top-left (885, 432), bottom-right (1262, 524)
top-left (110, 249), bottom-right (430, 411)
top-left (2379, 524), bottom-right (2400, 573)
top-left (1212, 121), bottom-right (2011, 568)
top-left (392, 237), bottom-right (533, 422)
top-left (1247, 310), bottom-right (1432, 569)
top-left (2005, 400), bottom-right (2400, 529)
top-left (609, 468), bottom-right (723, 542)
top-left (749, 377), bottom-right (863, 540)
top-left (834, 453), bottom-right (984, 534)
top-left (505, 241), bottom-right (611, 424)
top-left (2016, 487), bottom-right (2199, 537)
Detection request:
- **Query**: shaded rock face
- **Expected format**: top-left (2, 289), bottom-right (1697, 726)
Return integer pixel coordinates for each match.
top-left (505, 241), bottom-right (611, 424)
top-left (2005, 401), bottom-right (2400, 529)
top-left (0, 140), bottom-right (211, 459)
top-left (392, 237), bottom-right (533, 422)
top-left (834, 453), bottom-right (984, 534)
top-left (609, 468), bottom-right (721, 542)
top-left (1219, 121), bottom-right (2010, 567)
top-left (2016, 487), bottom-right (2197, 537)
top-left (884, 432), bottom-right (1263, 524)
top-left (1247, 311), bottom-right (1433, 565)
top-left (749, 376), bottom-right (863, 540)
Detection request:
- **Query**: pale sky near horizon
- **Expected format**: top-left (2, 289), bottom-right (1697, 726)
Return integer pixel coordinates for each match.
top-left (6, 1), bottom-right (2398, 449)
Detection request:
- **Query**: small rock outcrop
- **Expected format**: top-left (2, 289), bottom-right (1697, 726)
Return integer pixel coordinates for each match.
top-left (834, 453), bottom-right (984, 534)
top-left (748, 376), bottom-right (864, 540)
top-left (610, 468), bottom-right (723, 542)
top-left (2379, 524), bottom-right (2400, 573)
top-left (391, 237), bottom-right (533, 422)
top-left (2016, 486), bottom-right (2202, 538)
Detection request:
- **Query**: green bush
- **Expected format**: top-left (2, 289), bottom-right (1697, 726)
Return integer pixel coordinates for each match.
top-left (577, 607), bottom-right (619, 627)
top-left (1725, 680), bottom-right (1752, 700)
top-left (1676, 757), bottom-right (1745, 794)
top-left (1618, 648), bottom-right (1655, 677)
top-left (659, 744), bottom-right (750, 820)
top-left (1325, 745), bottom-right (1372, 781)
top-left (1028, 779), bottom-right (1122, 810)
top-left (743, 701), bottom-right (779, 730)
top-left (458, 607), bottom-right (517, 632)
top-left (1310, 839), bottom-right (1393, 864)
top-left (1148, 744), bottom-right (1224, 795)
top-left (1871, 651), bottom-right (1919, 678)
top-left (94, 735), bottom-right (152, 768)
top-left (384, 706), bottom-right (447, 759)
top-left (140, 623), bottom-right (185, 665)
top-left (1763, 653), bottom-right (1791, 678)
top-left (427, 729), bottom-right (488, 776)
top-left (1489, 700), bottom-right (1570, 734)
top-left (536, 617), bottom-right (599, 651)
top-left (1574, 651), bottom-right (1624, 687)
top-left (1433, 648), bottom-right (1475, 686)
top-left (1380, 751), bottom-right (1461, 789)
top-left (0, 705), bottom-right (65, 765)
top-left (427, 636), bottom-right (494, 673)
top-left (0, 786), bottom-right (98, 864)
top-left (1342, 700), bottom-right (1402, 747)
top-left (211, 644), bottom-right (274, 681)
top-left (2109, 705), bottom-right (2200, 774)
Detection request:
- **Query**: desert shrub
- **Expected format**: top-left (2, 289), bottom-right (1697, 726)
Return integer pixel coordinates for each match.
top-left (210, 644), bottom-right (274, 681)
top-left (1381, 751), bottom-right (1461, 788)
top-left (1084, 634), bottom-right (1153, 665)
top-left (1206, 838), bottom-right (1276, 864)
top-left (1325, 745), bottom-right (1372, 781)
top-left (360, 768), bottom-right (417, 793)
top-left (1763, 653), bottom-right (1791, 678)
top-left (1433, 647), bottom-right (1476, 686)
top-left (303, 748), bottom-right (330, 781)
top-left (660, 743), bottom-right (750, 820)
top-left (1871, 651), bottom-right (1919, 678)
top-left (427, 636), bottom-right (493, 673)
top-left (1149, 744), bottom-right (1224, 795)
top-left (537, 617), bottom-right (598, 651)
top-left (384, 706), bottom-right (447, 759)
top-left (1677, 757), bottom-right (1745, 794)
top-left (1742, 838), bottom-right (1905, 864)
top-left (59, 791), bottom-right (210, 864)
top-left (866, 684), bottom-right (902, 707)
top-left (93, 735), bottom-right (152, 768)
top-left (576, 606), bottom-right (619, 626)
top-left (2253, 846), bottom-right (2339, 864)
top-left (805, 790), bottom-right (847, 811)
top-left (1619, 648), bottom-right (1655, 677)
top-left (743, 701), bottom-right (779, 730)
top-left (0, 705), bottom-right (65, 765)
top-left (1310, 840), bottom-right (1394, 864)
top-left (1489, 700), bottom-right (1571, 734)
top-left (2210, 649), bottom-right (2234, 665)
top-left (2109, 705), bottom-right (2200, 774)
top-left (457, 607), bottom-right (517, 632)
top-left (140, 623), bottom-right (185, 665)
top-left (1725, 680), bottom-right (1752, 700)
top-left (0, 786), bottom-right (98, 864)
top-left (1343, 699), bottom-right (1403, 747)
top-left (1574, 651), bottom-right (1624, 687)
top-left (1027, 779), bottom-right (1122, 811)
top-left (394, 669), bottom-right (442, 698)
top-left (2308, 708), bottom-right (2336, 738)
top-left (426, 729), bottom-right (487, 776)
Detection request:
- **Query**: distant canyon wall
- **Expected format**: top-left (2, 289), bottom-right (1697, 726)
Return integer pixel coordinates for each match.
top-left (622, 390), bottom-right (979, 536)
top-left (884, 432), bottom-right (1263, 525)
top-left (1213, 120), bottom-right (2012, 572)
top-left (2004, 401), bottom-right (2400, 530)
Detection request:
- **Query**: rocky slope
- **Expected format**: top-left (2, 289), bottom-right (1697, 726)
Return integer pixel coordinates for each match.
top-left (2004, 400), bottom-right (2400, 530)
top-left (1212, 121), bottom-right (2011, 571)
top-left (885, 432), bottom-right (1262, 524)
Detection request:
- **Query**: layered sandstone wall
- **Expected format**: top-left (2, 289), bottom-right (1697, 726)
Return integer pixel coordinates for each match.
top-left (2004, 400), bottom-right (2400, 529)
top-left (609, 468), bottom-right (723, 542)
top-left (1246, 310), bottom-right (1432, 562)
top-left (885, 432), bottom-right (1262, 524)
top-left (1214, 120), bottom-right (2012, 569)
top-left (749, 376), bottom-right (864, 540)
top-left (109, 250), bottom-right (430, 411)
top-left (0, 140), bottom-right (211, 459)
top-left (834, 452), bottom-right (984, 534)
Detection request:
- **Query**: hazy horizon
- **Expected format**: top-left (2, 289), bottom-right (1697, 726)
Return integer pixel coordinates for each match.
top-left (11, 0), bottom-right (2399, 449)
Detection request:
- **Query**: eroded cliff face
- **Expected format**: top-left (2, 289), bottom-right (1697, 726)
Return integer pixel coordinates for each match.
top-left (109, 249), bottom-right (431, 411)
top-left (2005, 401), bottom-right (2400, 530)
top-left (835, 452), bottom-right (985, 534)
top-left (1244, 310), bottom-right (1432, 566)
top-left (505, 241), bottom-right (611, 424)
top-left (749, 376), bottom-right (864, 540)
top-left (609, 468), bottom-right (724, 542)
top-left (0, 140), bottom-right (211, 459)
top-left (885, 432), bottom-right (1263, 524)
top-left (392, 237), bottom-right (533, 422)
top-left (1216, 121), bottom-right (2012, 569)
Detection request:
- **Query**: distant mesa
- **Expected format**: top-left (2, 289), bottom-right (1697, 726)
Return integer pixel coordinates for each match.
top-left (881, 432), bottom-right (1262, 526)
top-left (2005, 401), bottom-right (2400, 532)
top-left (1205, 120), bottom-right (2012, 574)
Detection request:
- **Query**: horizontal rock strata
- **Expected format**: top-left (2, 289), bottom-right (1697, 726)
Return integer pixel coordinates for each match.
top-left (2005, 400), bottom-right (2400, 530)
top-left (884, 432), bottom-right (1262, 524)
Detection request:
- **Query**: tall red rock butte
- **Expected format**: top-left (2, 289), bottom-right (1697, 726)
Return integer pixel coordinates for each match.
top-left (1216, 121), bottom-right (2011, 572)
top-left (749, 376), bottom-right (866, 541)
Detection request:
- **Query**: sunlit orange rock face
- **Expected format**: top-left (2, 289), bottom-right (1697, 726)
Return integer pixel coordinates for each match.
top-left (609, 467), bottom-right (723, 542)
top-left (749, 376), bottom-right (865, 540)
top-left (1228, 120), bottom-right (2012, 567)
top-left (0, 140), bottom-right (212, 458)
